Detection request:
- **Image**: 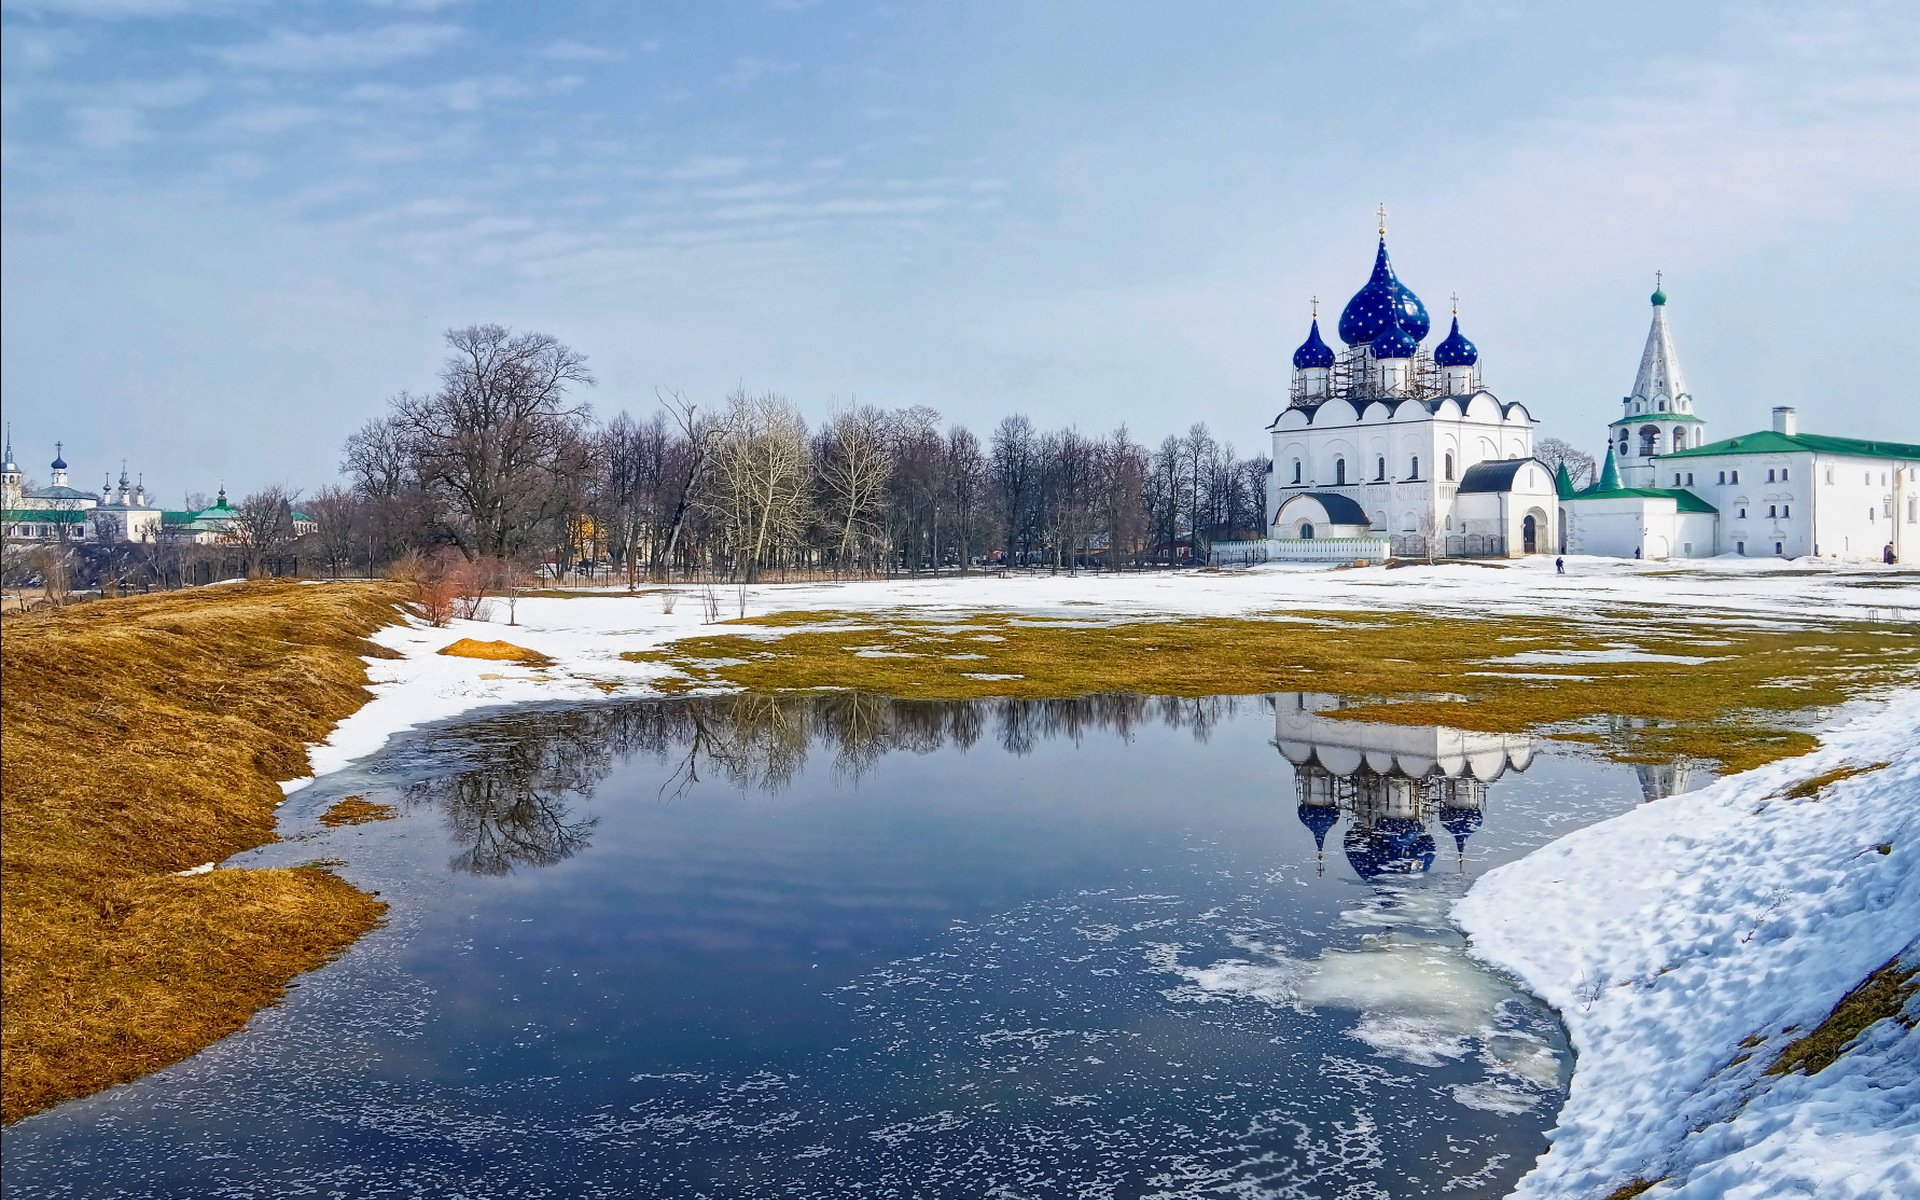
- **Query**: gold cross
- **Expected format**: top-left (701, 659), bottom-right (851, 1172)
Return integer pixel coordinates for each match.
top-left (1376, 203), bottom-right (1388, 236)
top-left (1310, 295), bottom-right (1319, 319)
top-left (1655, 269), bottom-right (1663, 288)
top-left (1450, 291), bottom-right (1459, 316)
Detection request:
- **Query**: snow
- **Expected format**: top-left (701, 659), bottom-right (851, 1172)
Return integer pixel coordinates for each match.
top-left (1455, 689), bottom-right (1920, 1200)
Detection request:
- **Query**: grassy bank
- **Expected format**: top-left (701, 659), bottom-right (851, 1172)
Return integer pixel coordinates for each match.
top-left (626, 607), bottom-right (1920, 773)
top-left (1, 581), bottom-right (407, 1124)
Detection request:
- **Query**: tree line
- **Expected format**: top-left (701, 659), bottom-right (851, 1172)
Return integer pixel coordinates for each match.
top-left (316, 323), bottom-right (1275, 581)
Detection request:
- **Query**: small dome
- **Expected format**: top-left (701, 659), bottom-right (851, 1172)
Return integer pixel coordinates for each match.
top-left (1370, 308), bottom-right (1419, 360)
top-left (1439, 805), bottom-right (1484, 851)
top-left (1338, 236), bottom-right (1430, 346)
top-left (1296, 802), bottom-right (1340, 850)
top-left (1291, 318), bottom-right (1336, 370)
top-left (1432, 315), bottom-right (1478, 367)
top-left (51, 443), bottom-right (68, 471)
top-left (1651, 285), bottom-right (1667, 306)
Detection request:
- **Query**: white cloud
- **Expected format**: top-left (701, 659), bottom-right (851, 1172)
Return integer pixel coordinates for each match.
top-left (211, 23), bottom-right (462, 72)
top-left (69, 106), bottom-right (144, 149)
top-left (663, 154), bottom-right (754, 181)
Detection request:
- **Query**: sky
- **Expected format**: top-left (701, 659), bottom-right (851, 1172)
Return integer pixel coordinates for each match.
top-left (3, 0), bottom-right (1917, 500)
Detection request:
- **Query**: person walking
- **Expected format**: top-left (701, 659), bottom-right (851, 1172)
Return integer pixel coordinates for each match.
top-left (1555, 556), bottom-right (1565, 575)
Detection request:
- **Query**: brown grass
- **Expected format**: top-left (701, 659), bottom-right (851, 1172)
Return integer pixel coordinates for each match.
top-left (623, 608), bottom-right (1920, 773)
top-left (437, 636), bottom-right (551, 665)
top-left (1, 580), bottom-right (408, 1123)
top-left (1602, 1179), bottom-right (1666, 1200)
top-left (1776, 761), bottom-right (1889, 801)
top-left (319, 796), bottom-right (398, 827)
top-left (1765, 953), bottom-right (1919, 1078)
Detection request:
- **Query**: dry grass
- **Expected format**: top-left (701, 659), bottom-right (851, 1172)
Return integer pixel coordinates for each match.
top-left (1775, 761), bottom-right (1889, 801)
top-left (1, 580), bottom-right (408, 1123)
top-left (1765, 953), bottom-right (1919, 1078)
top-left (319, 796), bottom-right (398, 827)
top-left (1602, 1179), bottom-right (1667, 1200)
top-left (437, 637), bottom-right (551, 665)
top-left (624, 608), bottom-right (1920, 773)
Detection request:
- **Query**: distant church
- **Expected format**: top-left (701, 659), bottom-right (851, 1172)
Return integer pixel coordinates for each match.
top-left (1560, 282), bottom-right (1920, 563)
top-left (1265, 212), bottom-right (1558, 559)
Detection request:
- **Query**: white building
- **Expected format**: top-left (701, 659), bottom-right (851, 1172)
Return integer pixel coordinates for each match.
top-left (1265, 222), bottom-right (1557, 560)
top-left (1562, 288), bottom-right (1920, 563)
top-left (3, 438), bottom-right (102, 543)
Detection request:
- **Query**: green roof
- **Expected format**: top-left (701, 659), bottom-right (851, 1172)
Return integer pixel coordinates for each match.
top-left (1572, 486), bottom-right (1718, 514)
top-left (1609, 412), bottom-right (1705, 426)
top-left (1663, 429), bottom-right (1920, 460)
top-left (3, 508), bottom-right (88, 524)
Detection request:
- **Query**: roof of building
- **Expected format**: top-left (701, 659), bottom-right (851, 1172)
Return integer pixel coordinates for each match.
top-left (1279, 490), bottom-right (1370, 524)
top-left (1628, 284), bottom-right (1689, 404)
top-left (1594, 446), bottom-right (1621, 490)
top-left (1662, 429), bottom-right (1920, 461)
top-left (1571, 485), bottom-right (1718, 514)
top-left (1610, 412), bottom-right (1705, 426)
top-left (3, 507), bottom-right (88, 524)
top-left (1291, 317), bottom-right (1336, 370)
top-left (1553, 460), bottom-right (1576, 500)
top-left (1338, 235), bottom-right (1430, 346)
top-left (1432, 315), bottom-right (1478, 367)
top-left (1456, 458), bottom-right (1538, 494)
top-left (23, 485), bottom-right (100, 502)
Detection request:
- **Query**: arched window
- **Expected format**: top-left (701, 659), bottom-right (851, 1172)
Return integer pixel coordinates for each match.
top-left (1410, 454), bottom-right (1421, 479)
top-left (1444, 453), bottom-right (1455, 481)
top-left (1639, 426), bottom-right (1659, 457)
top-left (1671, 428), bottom-right (1685, 452)
top-left (1335, 458), bottom-right (1347, 485)
top-left (1376, 455), bottom-right (1386, 481)
top-left (1299, 522), bottom-right (1315, 539)
top-left (1291, 459), bottom-right (1302, 484)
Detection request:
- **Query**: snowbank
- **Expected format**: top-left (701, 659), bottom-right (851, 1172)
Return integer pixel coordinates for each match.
top-left (1455, 690), bottom-right (1920, 1199)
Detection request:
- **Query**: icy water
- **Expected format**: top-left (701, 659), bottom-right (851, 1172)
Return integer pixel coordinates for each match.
top-left (3, 692), bottom-right (1696, 1199)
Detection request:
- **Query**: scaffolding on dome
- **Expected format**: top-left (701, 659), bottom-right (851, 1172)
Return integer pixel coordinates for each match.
top-left (1287, 345), bottom-right (1477, 408)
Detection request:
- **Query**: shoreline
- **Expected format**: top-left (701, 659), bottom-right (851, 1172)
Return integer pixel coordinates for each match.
top-left (1455, 688), bottom-right (1920, 1199)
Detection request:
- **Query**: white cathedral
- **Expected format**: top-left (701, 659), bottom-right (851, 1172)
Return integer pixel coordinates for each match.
top-left (1263, 221), bottom-right (1920, 564)
top-left (1265, 219), bottom-right (1558, 559)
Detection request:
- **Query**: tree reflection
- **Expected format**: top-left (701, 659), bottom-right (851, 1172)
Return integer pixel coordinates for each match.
top-left (402, 692), bottom-right (1257, 873)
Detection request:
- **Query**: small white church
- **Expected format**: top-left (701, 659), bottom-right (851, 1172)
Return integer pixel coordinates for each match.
top-left (1264, 215), bottom-right (1558, 560)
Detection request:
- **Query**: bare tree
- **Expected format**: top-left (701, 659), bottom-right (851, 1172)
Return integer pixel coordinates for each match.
top-left (990, 414), bottom-right (1036, 565)
top-left (707, 389), bottom-right (811, 581)
top-left (389, 324), bottom-right (596, 559)
top-left (1536, 436), bottom-right (1596, 491)
top-left (228, 487), bottom-right (300, 577)
top-left (819, 403), bottom-right (894, 572)
top-left (306, 485), bottom-right (360, 578)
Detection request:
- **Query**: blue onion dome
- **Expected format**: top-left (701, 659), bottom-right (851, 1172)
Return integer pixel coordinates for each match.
top-left (1297, 802), bottom-right (1340, 850)
top-left (1291, 318), bottom-right (1336, 370)
top-left (1338, 237), bottom-right (1430, 346)
top-left (1369, 305), bottom-right (1419, 360)
top-left (1432, 316), bottom-right (1478, 367)
top-left (51, 450), bottom-right (67, 471)
top-left (1439, 805), bottom-right (1484, 851)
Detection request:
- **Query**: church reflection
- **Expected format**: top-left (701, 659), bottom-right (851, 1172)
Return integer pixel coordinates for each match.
top-left (1272, 693), bottom-right (1533, 880)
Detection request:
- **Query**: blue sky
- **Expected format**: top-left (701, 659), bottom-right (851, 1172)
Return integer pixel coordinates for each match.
top-left (3, 0), bottom-right (1917, 499)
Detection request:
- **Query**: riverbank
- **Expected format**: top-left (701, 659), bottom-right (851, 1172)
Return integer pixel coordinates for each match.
top-left (0, 581), bottom-right (407, 1123)
top-left (1455, 689), bottom-right (1920, 1200)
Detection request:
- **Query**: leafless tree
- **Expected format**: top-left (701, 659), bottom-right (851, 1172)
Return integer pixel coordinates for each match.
top-left (1536, 436), bottom-right (1596, 491)
top-left (819, 403), bottom-right (894, 572)
top-left (229, 486), bottom-right (300, 577)
top-left (306, 485), bottom-right (360, 578)
top-left (389, 324), bottom-right (596, 559)
top-left (707, 389), bottom-right (811, 581)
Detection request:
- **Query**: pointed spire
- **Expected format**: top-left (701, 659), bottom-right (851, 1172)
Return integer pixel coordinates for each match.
top-left (1631, 278), bottom-right (1687, 404)
top-left (1554, 460), bottom-right (1575, 500)
top-left (1593, 446), bottom-right (1622, 492)
top-left (2, 423), bottom-right (16, 475)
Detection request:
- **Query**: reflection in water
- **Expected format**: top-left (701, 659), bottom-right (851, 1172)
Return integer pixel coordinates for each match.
top-left (404, 694), bottom-right (1258, 874)
top-left (1272, 693), bottom-right (1534, 880)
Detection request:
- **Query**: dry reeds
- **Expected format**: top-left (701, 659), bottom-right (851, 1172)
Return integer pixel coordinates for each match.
top-left (1, 580), bottom-right (407, 1123)
top-left (437, 637), bottom-right (551, 665)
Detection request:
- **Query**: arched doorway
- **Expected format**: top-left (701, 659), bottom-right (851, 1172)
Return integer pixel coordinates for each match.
top-left (1522, 514), bottom-right (1538, 554)
top-left (1299, 523), bottom-right (1315, 539)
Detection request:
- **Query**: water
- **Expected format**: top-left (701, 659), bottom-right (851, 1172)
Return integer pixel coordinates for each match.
top-left (3, 692), bottom-right (1692, 1199)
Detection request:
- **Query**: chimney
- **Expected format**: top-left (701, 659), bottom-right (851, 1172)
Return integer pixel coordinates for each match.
top-left (1772, 406), bottom-right (1797, 436)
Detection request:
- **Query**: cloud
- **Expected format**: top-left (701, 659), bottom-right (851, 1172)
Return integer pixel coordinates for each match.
top-left (210, 23), bottom-right (462, 71)
top-left (220, 104), bottom-right (326, 134)
top-left (5, 0), bottom-right (255, 15)
top-left (716, 57), bottom-right (799, 90)
top-left (539, 39), bottom-right (626, 63)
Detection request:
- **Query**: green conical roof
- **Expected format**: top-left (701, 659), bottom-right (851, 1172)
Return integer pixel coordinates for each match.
top-left (1593, 446), bottom-right (1621, 492)
top-left (1554, 460), bottom-right (1576, 500)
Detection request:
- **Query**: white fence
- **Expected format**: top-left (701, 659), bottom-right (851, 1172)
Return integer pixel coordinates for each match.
top-left (1208, 537), bottom-right (1393, 565)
